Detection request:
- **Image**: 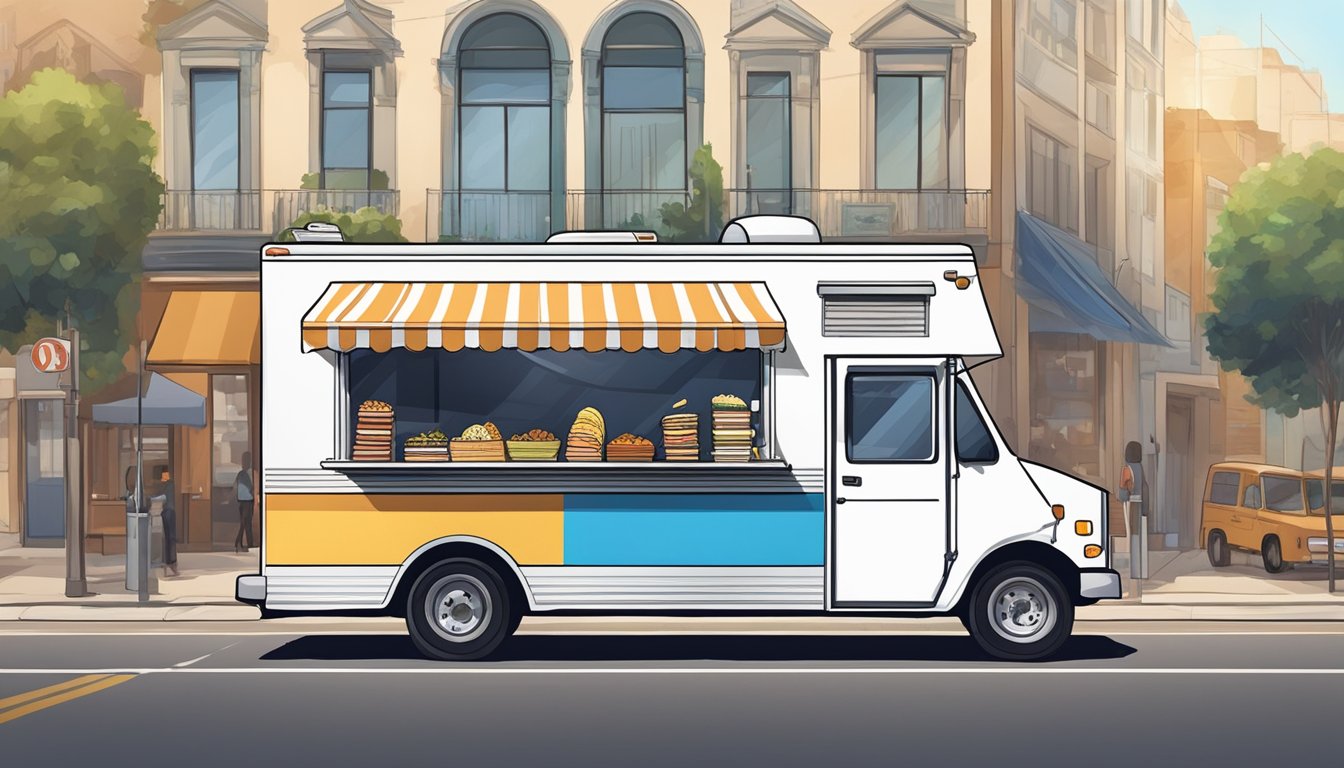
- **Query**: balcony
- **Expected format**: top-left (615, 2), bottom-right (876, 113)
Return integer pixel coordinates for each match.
top-left (726, 189), bottom-right (990, 239)
top-left (158, 189), bottom-right (401, 234)
top-left (427, 190), bottom-right (554, 242)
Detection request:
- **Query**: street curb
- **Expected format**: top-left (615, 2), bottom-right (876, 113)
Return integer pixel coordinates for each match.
top-left (13, 604), bottom-right (261, 621)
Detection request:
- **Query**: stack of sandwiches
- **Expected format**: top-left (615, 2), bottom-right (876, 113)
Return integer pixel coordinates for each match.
top-left (711, 394), bottom-right (753, 463)
top-left (353, 400), bottom-right (395, 461)
top-left (661, 411), bottom-right (699, 461)
top-left (403, 430), bottom-right (450, 462)
top-left (565, 407), bottom-right (605, 461)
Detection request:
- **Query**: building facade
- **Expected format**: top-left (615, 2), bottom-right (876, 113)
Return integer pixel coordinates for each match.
top-left (1, 0), bottom-right (1180, 551)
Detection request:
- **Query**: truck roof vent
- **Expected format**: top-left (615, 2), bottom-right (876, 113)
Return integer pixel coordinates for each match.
top-left (289, 221), bottom-right (344, 243)
top-left (546, 231), bottom-right (658, 244)
top-left (720, 215), bottom-right (821, 244)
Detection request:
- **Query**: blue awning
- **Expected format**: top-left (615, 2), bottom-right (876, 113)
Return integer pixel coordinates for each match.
top-left (1016, 211), bottom-right (1170, 346)
top-left (91, 373), bottom-right (206, 427)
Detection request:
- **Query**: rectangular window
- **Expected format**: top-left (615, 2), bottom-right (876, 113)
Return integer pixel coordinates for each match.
top-left (190, 70), bottom-right (240, 191)
top-left (745, 73), bottom-right (791, 192)
top-left (1027, 127), bottom-right (1077, 232)
top-left (603, 112), bottom-right (685, 191)
top-left (955, 381), bottom-right (999, 464)
top-left (1263, 475), bottom-right (1304, 513)
top-left (846, 373), bottom-right (936, 463)
top-left (1084, 157), bottom-right (1108, 249)
top-left (1085, 81), bottom-right (1112, 135)
top-left (1209, 471), bottom-right (1240, 505)
top-left (1026, 0), bottom-right (1078, 64)
top-left (1164, 285), bottom-right (1191, 341)
top-left (875, 75), bottom-right (947, 189)
top-left (1084, 0), bottom-right (1115, 66)
top-left (461, 69), bottom-right (549, 104)
top-left (1030, 335), bottom-right (1100, 477)
top-left (322, 70), bottom-right (372, 189)
top-left (603, 67), bottom-right (683, 110)
top-left (0, 403), bottom-right (8, 472)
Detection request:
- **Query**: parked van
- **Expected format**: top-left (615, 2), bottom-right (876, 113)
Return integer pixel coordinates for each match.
top-left (238, 216), bottom-right (1120, 662)
top-left (1201, 462), bottom-right (1342, 572)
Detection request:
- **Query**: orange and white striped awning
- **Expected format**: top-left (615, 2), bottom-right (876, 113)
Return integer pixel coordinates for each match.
top-left (301, 282), bottom-right (787, 354)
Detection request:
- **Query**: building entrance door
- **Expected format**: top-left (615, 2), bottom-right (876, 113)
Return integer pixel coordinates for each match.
top-left (1164, 395), bottom-right (1194, 549)
top-left (22, 399), bottom-right (65, 544)
top-left (211, 374), bottom-right (251, 548)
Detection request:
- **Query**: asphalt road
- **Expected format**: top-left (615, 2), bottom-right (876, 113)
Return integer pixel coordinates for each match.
top-left (2, 622), bottom-right (1342, 767)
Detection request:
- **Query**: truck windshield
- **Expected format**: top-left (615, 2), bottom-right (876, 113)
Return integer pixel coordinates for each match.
top-left (1262, 475), bottom-right (1305, 514)
top-left (1305, 479), bottom-right (1344, 515)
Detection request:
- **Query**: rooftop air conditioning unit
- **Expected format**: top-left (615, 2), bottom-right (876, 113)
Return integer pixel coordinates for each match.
top-left (289, 221), bottom-right (344, 243)
top-left (546, 231), bottom-right (658, 244)
top-left (719, 215), bottom-right (821, 244)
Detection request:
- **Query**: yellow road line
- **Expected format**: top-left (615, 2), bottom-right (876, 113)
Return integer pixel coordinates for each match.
top-left (0, 674), bottom-right (110, 711)
top-left (0, 674), bottom-right (135, 726)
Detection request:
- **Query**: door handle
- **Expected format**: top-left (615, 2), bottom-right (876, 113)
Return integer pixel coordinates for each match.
top-left (835, 497), bottom-right (847, 505)
top-left (842, 476), bottom-right (862, 487)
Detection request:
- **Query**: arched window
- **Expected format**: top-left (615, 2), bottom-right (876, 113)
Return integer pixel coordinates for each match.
top-left (456, 13), bottom-right (551, 240)
top-left (600, 12), bottom-right (686, 201)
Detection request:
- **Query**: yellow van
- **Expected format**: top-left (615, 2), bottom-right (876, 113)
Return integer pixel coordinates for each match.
top-left (1200, 462), bottom-right (1341, 573)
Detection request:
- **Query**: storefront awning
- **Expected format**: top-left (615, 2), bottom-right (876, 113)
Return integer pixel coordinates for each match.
top-left (148, 291), bottom-right (260, 366)
top-left (1016, 211), bottom-right (1170, 346)
top-left (302, 282), bottom-right (788, 354)
top-left (91, 373), bottom-right (206, 427)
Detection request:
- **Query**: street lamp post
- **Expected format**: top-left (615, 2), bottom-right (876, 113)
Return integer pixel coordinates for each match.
top-left (63, 324), bottom-right (86, 597)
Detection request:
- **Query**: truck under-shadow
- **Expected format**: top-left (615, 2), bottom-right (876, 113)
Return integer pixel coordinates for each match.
top-left (259, 633), bottom-right (1136, 664)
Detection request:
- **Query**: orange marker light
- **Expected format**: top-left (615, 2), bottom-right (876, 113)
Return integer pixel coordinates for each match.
top-left (955, 276), bottom-right (972, 290)
top-left (1075, 520), bottom-right (1092, 536)
top-left (265, 246), bottom-right (290, 256)
top-left (1084, 545), bottom-right (1103, 558)
top-left (1051, 504), bottom-right (1066, 520)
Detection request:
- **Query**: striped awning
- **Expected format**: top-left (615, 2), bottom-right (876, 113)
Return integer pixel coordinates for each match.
top-left (301, 282), bottom-right (787, 353)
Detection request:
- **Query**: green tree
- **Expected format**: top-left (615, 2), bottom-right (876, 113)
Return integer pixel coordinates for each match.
top-left (658, 143), bottom-right (725, 242)
top-left (281, 206), bottom-right (409, 243)
top-left (1205, 148), bottom-right (1344, 591)
top-left (0, 69), bottom-right (164, 395)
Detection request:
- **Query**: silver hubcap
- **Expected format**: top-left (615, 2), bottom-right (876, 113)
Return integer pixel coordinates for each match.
top-left (425, 574), bottom-right (491, 643)
top-left (987, 576), bottom-right (1057, 644)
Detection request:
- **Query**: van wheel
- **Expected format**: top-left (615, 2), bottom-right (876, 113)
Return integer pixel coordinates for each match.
top-left (1262, 536), bottom-right (1286, 574)
top-left (1207, 530), bottom-right (1231, 567)
top-left (966, 562), bottom-right (1074, 661)
top-left (406, 558), bottom-right (514, 661)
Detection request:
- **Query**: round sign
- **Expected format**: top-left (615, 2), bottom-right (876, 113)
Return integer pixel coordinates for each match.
top-left (31, 337), bottom-right (70, 373)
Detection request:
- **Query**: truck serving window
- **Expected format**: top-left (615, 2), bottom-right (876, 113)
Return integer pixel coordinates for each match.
top-left (845, 373), bottom-right (935, 463)
top-left (954, 381), bottom-right (998, 464)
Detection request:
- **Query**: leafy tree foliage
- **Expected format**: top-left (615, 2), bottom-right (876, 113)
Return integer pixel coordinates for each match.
top-left (1205, 148), bottom-right (1344, 590)
top-left (281, 206), bottom-right (409, 243)
top-left (0, 69), bottom-right (163, 395)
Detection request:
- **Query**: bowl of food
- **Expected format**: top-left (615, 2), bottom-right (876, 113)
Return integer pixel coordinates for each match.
top-left (507, 428), bottom-right (561, 461)
top-left (449, 421), bottom-right (506, 462)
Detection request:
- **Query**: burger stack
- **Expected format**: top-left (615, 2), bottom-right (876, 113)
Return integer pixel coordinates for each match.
top-left (661, 411), bottom-right (700, 461)
top-left (711, 394), bottom-right (753, 463)
top-left (353, 400), bottom-right (395, 461)
top-left (565, 407), bottom-right (605, 461)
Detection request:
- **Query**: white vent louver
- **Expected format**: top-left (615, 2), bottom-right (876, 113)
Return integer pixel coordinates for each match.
top-left (817, 282), bottom-right (934, 338)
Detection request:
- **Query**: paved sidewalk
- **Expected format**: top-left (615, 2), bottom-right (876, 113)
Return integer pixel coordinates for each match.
top-left (2, 535), bottom-right (1342, 623)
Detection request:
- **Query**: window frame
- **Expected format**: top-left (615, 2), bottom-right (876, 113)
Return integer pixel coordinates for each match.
top-left (599, 11), bottom-right (688, 194)
top-left (188, 67), bottom-right (242, 193)
top-left (320, 65), bottom-right (374, 190)
top-left (844, 369), bottom-right (939, 465)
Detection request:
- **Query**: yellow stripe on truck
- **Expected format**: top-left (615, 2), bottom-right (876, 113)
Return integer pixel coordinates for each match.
top-left (264, 493), bottom-right (564, 566)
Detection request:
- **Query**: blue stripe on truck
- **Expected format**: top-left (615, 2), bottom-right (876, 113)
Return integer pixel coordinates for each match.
top-left (563, 493), bottom-right (825, 566)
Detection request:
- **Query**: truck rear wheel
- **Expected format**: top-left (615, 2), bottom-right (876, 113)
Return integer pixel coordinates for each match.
top-left (966, 562), bottom-right (1073, 661)
top-left (406, 558), bottom-right (514, 661)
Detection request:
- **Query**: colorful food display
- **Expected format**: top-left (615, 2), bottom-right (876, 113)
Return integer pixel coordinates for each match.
top-left (507, 428), bottom-right (561, 461)
top-left (353, 400), bottom-right (395, 461)
top-left (711, 394), bottom-right (753, 462)
top-left (607, 432), bottom-right (655, 462)
top-left (403, 429), bottom-right (450, 462)
top-left (565, 407), bottom-right (605, 461)
top-left (450, 421), bottom-right (506, 462)
top-left (662, 412), bottom-right (699, 461)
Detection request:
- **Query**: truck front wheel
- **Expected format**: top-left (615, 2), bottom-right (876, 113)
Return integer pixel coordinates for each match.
top-left (406, 558), bottom-right (514, 661)
top-left (965, 562), bottom-right (1073, 661)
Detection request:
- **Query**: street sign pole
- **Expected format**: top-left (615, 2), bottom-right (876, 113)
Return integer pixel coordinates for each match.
top-left (136, 339), bottom-right (153, 602)
top-left (64, 326), bottom-right (87, 597)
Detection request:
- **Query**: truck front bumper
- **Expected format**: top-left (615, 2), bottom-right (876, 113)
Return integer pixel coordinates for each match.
top-left (1079, 569), bottom-right (1122, 600)
top-left (236, 574), bottom-right (266, 605)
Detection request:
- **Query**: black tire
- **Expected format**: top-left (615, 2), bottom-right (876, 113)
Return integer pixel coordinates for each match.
top-left (1262, 536), bottom-right (1286, 574)
top-left (406, 558), bottom-right (514, 661)
top-left (1207, 530), bottom-right (1231, 567)
top-left (965, 562), bottom-right (1074, 661)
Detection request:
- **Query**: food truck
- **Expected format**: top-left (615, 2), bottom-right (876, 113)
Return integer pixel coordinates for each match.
top-left (238, 216), bottom-right (1120, 661)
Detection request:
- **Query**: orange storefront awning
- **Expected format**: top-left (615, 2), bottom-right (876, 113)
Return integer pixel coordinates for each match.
top-left (148, 291), bottom-right (260, 366)
top-left (301, 282), bottom-right (787, 354)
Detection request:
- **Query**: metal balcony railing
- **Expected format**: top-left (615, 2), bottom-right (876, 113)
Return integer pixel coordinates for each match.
top-left (427, 190), bottom-right (554, 242)
top-left (158, 189), bottom-right (400, 234)
top-left (726, 189), bottom-right (991, 237)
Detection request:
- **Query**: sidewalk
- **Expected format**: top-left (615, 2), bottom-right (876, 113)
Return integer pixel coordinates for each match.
top-left (2, 534), bottom-right (1343, 623)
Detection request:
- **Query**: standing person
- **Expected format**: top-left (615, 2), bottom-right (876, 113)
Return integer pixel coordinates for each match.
top-left (156, 467), bottom-right (179, 578)
top-left (234, 452), bottom-right (255, 553)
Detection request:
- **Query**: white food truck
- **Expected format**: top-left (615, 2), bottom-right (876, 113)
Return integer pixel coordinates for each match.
top-left (237, 216), bottom-right (1120, 661)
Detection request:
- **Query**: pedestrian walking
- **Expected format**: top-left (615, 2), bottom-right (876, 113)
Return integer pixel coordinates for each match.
top-left (155, 466), bottom-right (179, 577)
top-left (234, 451), bottom-right (256, 553)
